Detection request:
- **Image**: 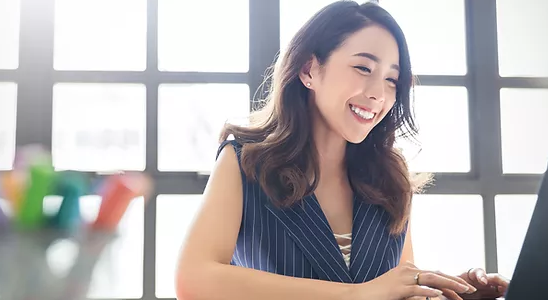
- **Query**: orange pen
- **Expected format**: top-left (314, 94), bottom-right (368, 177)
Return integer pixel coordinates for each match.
top-left (92, 173), bottom-right (152, 232)
top-left (0, 171), bottom-right (25, 213)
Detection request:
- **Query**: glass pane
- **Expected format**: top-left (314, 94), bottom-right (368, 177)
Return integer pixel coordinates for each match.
top-left (158, 0), bottom-right (248, 72)
top-left (396, 86), bottom-right (470, 173)
top-left (43, 195), bottom-right (144, 298)
top-left (279, 0), bottom-right (337, 52)
top-left (0, 0), bottom-right (20, 69)
top-left (158, 84), bottom-right (249, 172)
top-left (501, 88), bottom-right (548, 174)
top-left (54, 0), bottom-right (147, 71)
top-left (52, 83), bottom-right (146, 172)
top-left (381, 0), bottom-right (466, 75)
top-left (0, 82), bottom-right (17, 170)
top-left (497, 0), bottom-right (548, 77)
top-left (155, 194), bottom-right (203, 298)
top-left (411, 194), bottom-right (485, 274)
top-left (495, 194), bottom-right (538, 279)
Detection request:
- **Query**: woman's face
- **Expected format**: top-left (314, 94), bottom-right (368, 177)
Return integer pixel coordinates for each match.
top-left (302, 24), bottom-right (400, 144)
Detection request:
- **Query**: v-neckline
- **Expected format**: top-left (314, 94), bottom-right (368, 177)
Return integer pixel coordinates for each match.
top-left (310, 192), bottom-right (357, 270)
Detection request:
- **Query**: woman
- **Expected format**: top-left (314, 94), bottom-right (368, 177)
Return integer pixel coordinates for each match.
top-left (176, 1), bottom-right (509, 299)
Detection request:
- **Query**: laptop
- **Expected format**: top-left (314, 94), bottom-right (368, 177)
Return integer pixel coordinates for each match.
top-left (503, 166), bottom-right (548, 300)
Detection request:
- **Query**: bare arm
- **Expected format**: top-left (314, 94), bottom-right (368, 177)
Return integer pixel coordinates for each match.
top-left (400, 222), bottom-right (415, 265)
top-left (175, 146), bottom-right (353, 300)
top-left (400, 223), bottom-right (453, 300)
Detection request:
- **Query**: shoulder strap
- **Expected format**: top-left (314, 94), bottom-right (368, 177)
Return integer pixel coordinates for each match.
top-left (216, 139), bottom-right (247, 183)
top-left (216, 139), bottom-right (242, 161)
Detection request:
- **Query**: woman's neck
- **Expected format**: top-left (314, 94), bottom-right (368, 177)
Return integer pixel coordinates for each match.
top-left (311, 109), bottom-right (347, 181)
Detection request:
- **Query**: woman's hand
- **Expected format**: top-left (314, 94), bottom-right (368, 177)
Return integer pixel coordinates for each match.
top-left (349, 262), bottom-right (477, 300)
top-left (456, 268), bottom-right (510, 299)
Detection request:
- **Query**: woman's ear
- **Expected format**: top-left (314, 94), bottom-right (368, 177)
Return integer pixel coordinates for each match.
top-left (299, 55), bottom-right (320, 89)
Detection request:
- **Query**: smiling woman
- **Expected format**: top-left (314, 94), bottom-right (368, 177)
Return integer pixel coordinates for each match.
top-left (219, 4), bottom-right (417, 235)
top-left (175, 1), bottom-right (508, 300)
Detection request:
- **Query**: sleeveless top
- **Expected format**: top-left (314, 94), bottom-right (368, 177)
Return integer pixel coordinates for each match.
top-left (217, 139), bottom-right (407, 284)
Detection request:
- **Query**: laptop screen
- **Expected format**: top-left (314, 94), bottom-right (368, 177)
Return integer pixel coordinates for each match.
top-left (504, 169), bottom-right (548, 299)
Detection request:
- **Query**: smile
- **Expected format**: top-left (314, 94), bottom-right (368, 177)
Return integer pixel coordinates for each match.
top-left (349, 104), bottom-right (376, 120)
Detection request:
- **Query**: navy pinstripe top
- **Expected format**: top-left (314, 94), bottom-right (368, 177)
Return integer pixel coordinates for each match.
top-left (217, 139), bottom-right (407, 284)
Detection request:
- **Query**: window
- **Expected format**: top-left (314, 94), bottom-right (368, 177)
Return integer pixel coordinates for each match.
top-left (155, 194), bottom-right (204, 298)
top-left (54, 0), bottom-right (147, 71)
top-left (495, 194), bottom-right (538, 279)
top-left (52, 83), bottom-right (147, 172)
top-left (0, 0), bottom-right (20, 69)
top-left (158, 0), bottom-right (249, 72)
top-left (396, 86), bottom-right (470, 173)
top-left (497, 0), bottom-right (548, 77)
top-left (500, 88), bottom-right (548, 174)
top-left (0, 82), bottom-right (17, 170)
top-left (158, 84), bottom-right (250, 172)
top-left (279, 0), bottom-right (337, 51)
top-left (381, 0), bottom-right (467, 75)
top-left (411, 194), bottom-right (485, 274)
top-left (43, 195), bottom-right (145, 298)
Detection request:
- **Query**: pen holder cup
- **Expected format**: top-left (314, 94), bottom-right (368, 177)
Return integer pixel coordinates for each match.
top-left (0, 229), bottom-right (117, 300)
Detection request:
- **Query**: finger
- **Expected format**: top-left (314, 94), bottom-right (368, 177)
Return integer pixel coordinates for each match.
top-left (472, 268), bottom-right (489, 285)
top-left (416, 272), bottom-right (471, 294)
top-left (433, 271), bottom-right (477, 293)
top-left (486, 273), bottom-right (510, 288)
top-left (496, 284), bottom-right (508, 295)
top-left (404, 285), bottom-right (444, 299)
top-left (474, 285), bottom-right (504, 298)
top-left (429, 271), bottom-right (477, 294)
top-left (440, 288), bottom-right (463, 300)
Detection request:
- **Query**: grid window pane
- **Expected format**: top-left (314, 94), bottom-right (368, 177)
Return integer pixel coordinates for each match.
top-left (52, 83), bottom-right (146, 172)
top-left (0, 82), bottom-right (17, 170)
top-left (158, 0), bottom-right (249, 72)
top-left (495, 194), bottom-right (537, 279)
top-left (43, 195), bottom-right (144, 298)
top-left (155, 194), bottom-right (203, 298)
top-left (396, 86), bottom-right (470, 173)
top-left (497, 0), bottom-right (548, 77)
top-left (279, 0), bottom-right (337, 52)
top-left (158, 84), bottom-right (249, 172)
top-left (54, 0), bottom-right (147, 71)
top-left (411, 194), bottom-right (485, 274)
top-left (381, 0), bottom-right (466, 75)
top-left (501, 88), bottom-right (548, 174)
top-left (0, 0), bottom-right (20, 69)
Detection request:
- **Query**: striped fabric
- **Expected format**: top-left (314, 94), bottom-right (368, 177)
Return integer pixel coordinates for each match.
top-left (217, 140), bottom-right (407, 284)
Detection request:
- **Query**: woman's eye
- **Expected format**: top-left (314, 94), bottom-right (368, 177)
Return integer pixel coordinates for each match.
top-left (354, 66), bottom-right (371, 73)
top-left (386, 78), bottom-right (398, 87)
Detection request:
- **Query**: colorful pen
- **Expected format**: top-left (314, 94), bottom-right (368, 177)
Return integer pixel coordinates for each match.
top-left (16, 162), bottom-right (56, 230)
top-left (0, 171), bottom-right (25, 213)
top-left (92, 173), bottom-right (151, 231)
top-left (53, 171), bottom-right (86, 231)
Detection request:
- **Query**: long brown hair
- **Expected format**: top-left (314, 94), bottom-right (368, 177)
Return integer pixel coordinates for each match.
top-left (220, 1), bottom-right (431, 235)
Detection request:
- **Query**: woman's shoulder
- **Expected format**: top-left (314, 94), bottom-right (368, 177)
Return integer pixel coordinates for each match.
top-left (216, 138), bottom-right (243, 162)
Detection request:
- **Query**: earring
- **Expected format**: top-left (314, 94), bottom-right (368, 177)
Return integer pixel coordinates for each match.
top-left (306, 82), bottom-right (311, 87)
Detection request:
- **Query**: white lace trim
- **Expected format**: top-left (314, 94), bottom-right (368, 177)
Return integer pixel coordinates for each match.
top-left (334, 232), bottom-right (352, 268)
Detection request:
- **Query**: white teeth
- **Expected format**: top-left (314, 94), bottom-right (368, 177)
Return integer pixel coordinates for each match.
top-left (350, 105), bottom-right (375, 120)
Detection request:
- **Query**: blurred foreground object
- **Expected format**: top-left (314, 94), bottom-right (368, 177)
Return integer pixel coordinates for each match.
top-left (0, 145), bottom-right (153, 300)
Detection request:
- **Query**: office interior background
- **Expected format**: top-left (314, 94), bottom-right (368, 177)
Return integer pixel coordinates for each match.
top-left (0, 0), bottom-right (547, 299)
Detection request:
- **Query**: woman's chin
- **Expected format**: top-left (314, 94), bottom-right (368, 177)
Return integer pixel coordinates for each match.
top-left (343, 132), bottom-right (370, 144)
